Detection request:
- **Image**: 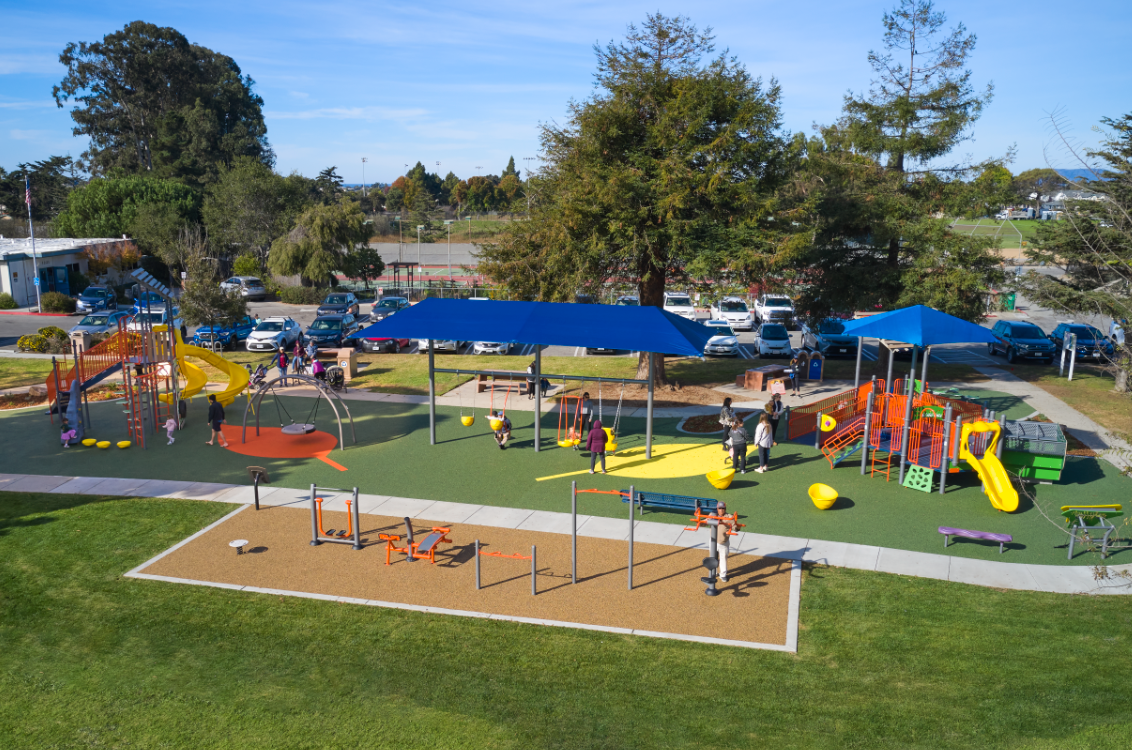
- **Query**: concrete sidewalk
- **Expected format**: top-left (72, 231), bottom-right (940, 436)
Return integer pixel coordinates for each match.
top-left (4, 471), bottom-right (1128, 596)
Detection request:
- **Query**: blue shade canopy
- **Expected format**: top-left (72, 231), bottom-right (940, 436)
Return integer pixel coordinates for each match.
top-left (839, 305), bottom-right (999, 346)
top-left (349, 298), bottom-right (715, 356)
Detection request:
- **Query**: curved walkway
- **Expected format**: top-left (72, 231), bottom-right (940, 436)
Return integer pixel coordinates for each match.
top-left (2, 471), bottom-right (1128, 596)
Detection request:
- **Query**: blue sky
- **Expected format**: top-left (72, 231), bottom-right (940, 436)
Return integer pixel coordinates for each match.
top-left (2, 1), bottom-right (1129, 184)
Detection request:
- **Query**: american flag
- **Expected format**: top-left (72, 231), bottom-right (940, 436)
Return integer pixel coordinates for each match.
top-left (24, 176), bottom-right (31, 210)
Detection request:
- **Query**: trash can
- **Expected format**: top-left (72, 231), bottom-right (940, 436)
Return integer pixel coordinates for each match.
top-left (1004, 292), bottom-right (1016, 311)
top-left (807, 352), bottom-right (824, 381)
top-left (336, 348), bottom-right (358, 381)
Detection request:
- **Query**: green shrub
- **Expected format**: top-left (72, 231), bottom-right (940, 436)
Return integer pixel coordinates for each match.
top-left (0, 292), bottom-right (16, 310)
top-left (39, 291), bottom-right (76, 313)
top-left (278, 286), bottom-right (324, 305)
top-left (17, 334), bottom-right (48, 353)
top-left (37, 326), bottom-right (68, 341)
top-left (232, 254), bottom-right (261, 277)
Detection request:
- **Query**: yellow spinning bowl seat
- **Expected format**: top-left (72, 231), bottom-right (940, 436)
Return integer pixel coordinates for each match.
top-left (460, 416), bottom-right (475, 426)
top-left (706, 468), bottom-right (735, 490)
top-left (116, 440), bottom-right (132, 449)
top-left (809, 483), bottom-right (838, 510)
top-left (82, 438), bottom-right (97, 447)
top-left (96, 440), bottom-right (112, 449)
top-left (557, 438), bottom-right (580, 448)
top-left (489, 418), bottom-right (503, 431)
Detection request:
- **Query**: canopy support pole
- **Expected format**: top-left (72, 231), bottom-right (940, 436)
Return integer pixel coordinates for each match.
top-left (921, 345), bottom-right (930, 390)
top-left (854, 337), bottom-right (863, 389)
top-left (884, 342), bottom-right (894, 393)
top-left (646, 353), bottom-right (654, 459)
top-left (428, 340), bottom-right (436, 446)
top-left (898, 346), bottom-right (918, 484)
top-left (534, 345), bottom-right (542, 453)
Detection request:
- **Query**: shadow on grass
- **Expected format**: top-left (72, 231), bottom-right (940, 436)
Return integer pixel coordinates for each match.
top-left (0, 491), bottom-right (127, 538)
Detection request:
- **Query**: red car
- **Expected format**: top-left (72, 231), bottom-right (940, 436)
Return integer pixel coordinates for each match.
top-left (359, 336), bottom-right (412, 353)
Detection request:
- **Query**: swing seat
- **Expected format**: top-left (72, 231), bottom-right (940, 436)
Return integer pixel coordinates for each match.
top-left (603, 427), bottom-right (617, 452)
top-left (281, 423), bottom-right (316, 435)
top-left (557, 439), bottom-right (580, 448)
top-left (461, 415), bottom-right (475, 427)
top-left (489, 418), bottom-right (503, 431)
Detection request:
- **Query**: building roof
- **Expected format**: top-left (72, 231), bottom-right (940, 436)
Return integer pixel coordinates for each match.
top-left (0, 237), bottom-right (127, 261)
top-left (349, 298), bottom-right (715, 356)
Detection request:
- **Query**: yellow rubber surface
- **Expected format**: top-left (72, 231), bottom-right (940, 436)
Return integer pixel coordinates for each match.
top-left (538, 443), bottom-right (726, 481)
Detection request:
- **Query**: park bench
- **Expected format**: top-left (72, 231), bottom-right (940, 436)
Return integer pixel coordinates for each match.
top-left (621, 490), bottom-right (717, 516)
top-left (476, 372), bottom-right (552, 397)
top-left (938, 526), bottom-right (1013, 554)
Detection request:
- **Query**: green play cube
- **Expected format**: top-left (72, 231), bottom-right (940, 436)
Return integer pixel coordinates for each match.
top-left (1002, 450), bottom-right (1064, 481)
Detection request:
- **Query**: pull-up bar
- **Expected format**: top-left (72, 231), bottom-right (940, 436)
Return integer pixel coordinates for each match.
top-left (433, 367), bottom-right (649, 386)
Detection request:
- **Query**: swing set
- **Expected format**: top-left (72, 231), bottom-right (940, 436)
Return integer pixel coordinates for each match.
top-left (456, 370), bottom-right (511, 429)
top-left (240, 373), bottom-right (357, 449)
top-left (557, 379), bottom-right (625, 450)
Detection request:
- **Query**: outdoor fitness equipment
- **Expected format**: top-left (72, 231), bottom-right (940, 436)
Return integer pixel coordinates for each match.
top-left (574, 484), bottom-right (638, 590)
top-left (488, 377), bottom-right (511, 430)
top-left (557, 380), bottom-right (582, 447)
top-left (380, 520), bottom-right (453, 564)
top-left (474, 540), bottom-right (538, 595)
top-left (309, 484), bottom-right (362, 549)
top-left (684, 508), bottom-right (745, 595)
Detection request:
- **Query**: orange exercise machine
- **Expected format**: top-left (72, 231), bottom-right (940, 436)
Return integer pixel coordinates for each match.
top-left (474, 539), bottom-right (537, 595)
top-left (309, 484), bottom-right (361, 550)
top-left (685, 508), bottom-right (745, 596)
top-left (379, 518), bottom-right (453, 565)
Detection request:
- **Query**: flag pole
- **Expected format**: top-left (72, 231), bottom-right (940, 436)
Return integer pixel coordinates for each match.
top-left (25, 173), bottom-right (41, 311)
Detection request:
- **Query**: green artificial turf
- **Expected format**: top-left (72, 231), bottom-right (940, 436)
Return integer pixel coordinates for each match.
top-left (1, 491), bottom-right (1131, 748)
top-left (1, 385), bottom-right (1128, 567)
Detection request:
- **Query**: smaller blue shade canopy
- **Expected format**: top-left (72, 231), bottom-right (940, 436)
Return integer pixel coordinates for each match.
top-left (839, 305), bottom-right (999, 347)
top-left (349, 298), bottom-right (715, 356)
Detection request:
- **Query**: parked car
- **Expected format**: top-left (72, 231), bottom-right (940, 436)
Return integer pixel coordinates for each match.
top-left (69, 310), bottom-right (130, 335)
top-left (753, 294), bottom-right (796, 328)
top-left (663, 291), bottom-right (697, 320)
top-left (246, 317), bottom-right (302, 352)
top-left (417, 339), bottom-right (463, 353)
top-left (219, 276), bottom-right (267, 301)
top-left (801, 318), bottom-right (860, 357)
top-left (126, 309), bottom-right (183, 333)
top-left (130, 290), bottom-right (167, 313)
top-left (703, 320), bottom-right (739, 357)
top-left (358, 335), bottom-right (411, 353)
top-left (988, 321), bottom-right (1056, 363)
top-left (709, 297), bottom-right (755, 331)
top-left (317, 292), bottom-right (360, 317)
top-left (473, 341), bottom-right (513, 355)
top-left (755, 323), bottom-right (794, 358)
top-left (305, 314), bottom-right (361, 349)
top-left (1047, 323), bottom-right (1113, 360)
top-left (370, 296), bottom-right (410, 321)
top-left (192, 315), bottom-right (257, 350)
top-left (585, 343), bottom-right (617, 354)
top-left (75, 286), bottom-right (118, 313)
top-left (615, 295), bottom-right (639, 306)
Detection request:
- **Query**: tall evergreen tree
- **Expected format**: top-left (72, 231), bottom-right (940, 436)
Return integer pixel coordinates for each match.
top-left (501, 156), bottom-right (519, 179)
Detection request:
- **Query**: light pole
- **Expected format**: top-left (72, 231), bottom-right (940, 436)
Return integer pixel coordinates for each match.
top-left (523, 157), bottom-right (536, 218)
top-left (417, 225), bottom-right (424, 272)
top-left (444, 220), bottom-right (454, 282)
top-left (24, 173), bottom-right (41, 310)
top-left (361, 157), bottom-right (368, 198)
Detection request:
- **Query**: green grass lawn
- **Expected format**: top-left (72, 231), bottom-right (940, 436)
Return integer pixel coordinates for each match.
top-left (1, 491), bottom-right (1130, 749)
top-left (0, 357), bottom-right (55, 390)
top-left (2, 387), bottom-right (1128, 567)
top-left (1008, 363), bottom-right (1132, 443)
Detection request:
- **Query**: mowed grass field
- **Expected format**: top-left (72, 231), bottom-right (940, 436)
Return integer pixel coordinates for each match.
top-left (2, 490), bottom-right (1131, 749)
top-left (948, 218), bottom-right (1043, 249)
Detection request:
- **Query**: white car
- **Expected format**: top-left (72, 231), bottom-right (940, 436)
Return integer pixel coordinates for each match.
top-left (703, 321), bottom-right (739, 357)
top-left (418, 339), bottom-right (463, 353)
top-left (710, 297), bottom-right (756, 331)
top-left (473, 341), bottom-right (512, 355)
top-left (246, 317), bottom-right (301, 352)
top-left (755, 323), bottom-right (794, 358)
top-left (663, 292), bottom-right (697, 320)
top-left (126, 310), bottom-right (183, 333)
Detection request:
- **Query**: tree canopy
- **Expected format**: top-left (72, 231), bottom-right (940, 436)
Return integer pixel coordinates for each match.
top-left (52, 175), bottom-right (200, 240)
top-left (202, 158), bottom-right (310, 266)
top-left (268, 202), bottom-right (369, 285)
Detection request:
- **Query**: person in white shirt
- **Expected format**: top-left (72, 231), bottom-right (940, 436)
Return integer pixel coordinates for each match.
top-left (753, 413), bottom-right (774, 473)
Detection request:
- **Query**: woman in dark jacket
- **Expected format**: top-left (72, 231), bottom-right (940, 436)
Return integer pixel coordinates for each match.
top-left (587, 419), bottom-right (608, 474)
top-left (205, 394), bottom-right (229, 448)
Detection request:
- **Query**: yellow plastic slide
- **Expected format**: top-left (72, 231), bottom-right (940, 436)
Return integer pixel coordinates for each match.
top-left (156, 327), bottom-right (250, 407)
top-left (959, 422), bottom-right (1020, 512)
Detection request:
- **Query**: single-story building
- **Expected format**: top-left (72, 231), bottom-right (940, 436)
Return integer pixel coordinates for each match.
top-left (0, 237), bottom-right (136, 307)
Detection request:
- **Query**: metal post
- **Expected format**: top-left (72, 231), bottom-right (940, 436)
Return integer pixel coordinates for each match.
top-left (24, 174), bottom-right (42, 311)
top-left (475, 539), bottom-right (480, 590)
top-left (1067, 333), bottom-right (1078, 382)
top-left (939, 404), bottom-right (953, 494)
top-left (253, 474), bottom-right (260, 511)
top-left (531, 545), bottom-right (537, 596)
top-left (309, 484), bottom-right (319, 546)
top-left (953, 415), bottom-right (963, 467)
top-left (920, 346), bottom-right (930, 390)
top-left (884, 343), bottom-right (895, 393)
top-left (1059, 343), bottom-right (1067, 376)
top-left (403, 517), bottom-right (416, 561)
top-left (351, 487), bottom-right (361, 550)
top-left (428, 341), bottom-right (436, 446)
top-left (854, 337), bottom-right (863, 389)
top-left (996, 414), bottom-right (1005, 460)
top-left (534, 345), bottom-right (542, 452)
top-left (645, 354), bottom-right (654, 459)
top-left (908, 345), bottom-right (919, 394)
top-left (571, 480), bottom-right (577, 584)
top-left (897, 364), bottom-right (915, 484)
top-left (628, 484), bottom-right (635, 591)
top-left (814, 410), bottom-right (823, 450)
top-left (860, 391), bottom-right (874, 475)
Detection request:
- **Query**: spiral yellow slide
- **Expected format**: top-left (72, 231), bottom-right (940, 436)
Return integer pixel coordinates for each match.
top-left (156, 327), bottom-right (249, 407)
top-left (959, 421), bottom-right (1019, 512)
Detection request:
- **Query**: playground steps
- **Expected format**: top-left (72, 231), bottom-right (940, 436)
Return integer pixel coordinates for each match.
top-left (820, 417), bottom-right (866, 469)
top-left (871, 449), bottom-right (895, 482)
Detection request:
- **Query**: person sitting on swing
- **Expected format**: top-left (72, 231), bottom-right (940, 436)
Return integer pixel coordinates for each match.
top-left (491, 410), bottom-right (512, 450)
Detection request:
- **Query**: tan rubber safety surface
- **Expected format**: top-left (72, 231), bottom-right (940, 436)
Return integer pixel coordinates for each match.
top-left (142, 506), bottom-right (794, 645)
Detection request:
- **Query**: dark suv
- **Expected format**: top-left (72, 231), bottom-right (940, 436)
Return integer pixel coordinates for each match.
top-left (317, 292), bottom-right (360, 317)
top-left (989, 321), bottom-right (1055, 364)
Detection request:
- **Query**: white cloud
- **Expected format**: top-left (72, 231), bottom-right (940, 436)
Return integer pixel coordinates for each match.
top-left (9, 129), bottom-right (48, 141)
top-left (268, 106), bottom-right (429, 121)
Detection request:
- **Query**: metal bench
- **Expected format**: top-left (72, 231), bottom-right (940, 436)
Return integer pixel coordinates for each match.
top-left (938, 526), bottom-right (1013, 554)
top-left (622, 490), bottom-right (716, 516)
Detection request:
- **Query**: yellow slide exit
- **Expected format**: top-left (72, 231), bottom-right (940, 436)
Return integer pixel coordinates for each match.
top-left (959, 421), bottom-right (1020, 512)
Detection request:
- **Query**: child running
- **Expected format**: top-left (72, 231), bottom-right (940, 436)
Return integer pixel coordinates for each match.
top-left (164, 417), bottom-right (177, 445)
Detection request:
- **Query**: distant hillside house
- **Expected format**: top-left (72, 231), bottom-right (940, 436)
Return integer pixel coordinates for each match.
top-left (0, 237), bottom-right (135, 307)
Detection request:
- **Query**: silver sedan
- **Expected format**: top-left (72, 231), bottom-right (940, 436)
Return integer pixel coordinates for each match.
top-left (69, 311), bottom-right (131, 336)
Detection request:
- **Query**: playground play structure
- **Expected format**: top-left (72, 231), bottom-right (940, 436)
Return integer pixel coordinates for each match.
top-left (46, 269), bottom-right (249, 449)
top-left (788, 378), bottom-right (1068, 512)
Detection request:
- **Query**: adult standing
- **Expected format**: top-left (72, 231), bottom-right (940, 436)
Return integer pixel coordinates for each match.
top-left (728, 419), bottom-right (750, 474)
top-left (753, 413), bottom-right (774, 473)
top-left (205, 394), bottom-right (228, 447)
top-left (271, 347), bottom-right (289, 385)
top-left (575, 392), bottom-right (593, 450)
top-left (292, 340), bottom-right (306, 376)
top-left (587, 418), bottom-right (608, 474)
top-left (179, 321), bottom-right (188, 343)
top-left (714, 501), bottom-right (730, 582)
top-left (787, 354), bottom-right (803, 397)
top-left (719, 397), bottom-right (736, 453)
top-left (526, 361), bottom-right (536, 400)
top-left (767, 393), bottom-right (785, 447)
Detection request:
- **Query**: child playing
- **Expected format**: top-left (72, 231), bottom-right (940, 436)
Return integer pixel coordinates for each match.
top-left (312, 358), bottom-right (326, 382)
top-left (60, 419), bottom-right (76, 448)
top-left (165, 417), bottom-right (177, 445)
